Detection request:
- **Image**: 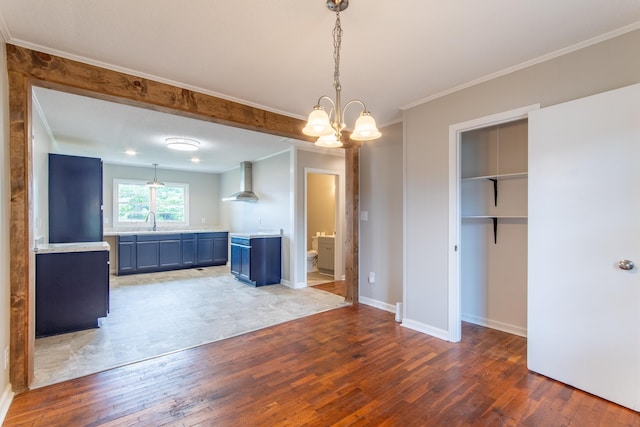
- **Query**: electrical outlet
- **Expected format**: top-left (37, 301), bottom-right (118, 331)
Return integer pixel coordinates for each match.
top-left (368, 272), bottom-right (375, 284)
top-left (201, 218), bottom-right (206, 224)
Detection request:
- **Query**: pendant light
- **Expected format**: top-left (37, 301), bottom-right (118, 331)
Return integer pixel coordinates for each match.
top-left (302, 0), bottom-right (381, 147)
top-left (146, 163), bottom-right (165, 187)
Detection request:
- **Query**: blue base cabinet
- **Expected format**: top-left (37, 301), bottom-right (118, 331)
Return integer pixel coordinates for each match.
top-left (117, 232), bottom-right (228, 275)
top-left (230, 236), bottom-right (281, 287)
top-left (36, 250), bottom-right (109, 337)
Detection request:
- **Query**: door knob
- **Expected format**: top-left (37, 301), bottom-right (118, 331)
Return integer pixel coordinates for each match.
top-left (618, 259), bottom-right (635, 271)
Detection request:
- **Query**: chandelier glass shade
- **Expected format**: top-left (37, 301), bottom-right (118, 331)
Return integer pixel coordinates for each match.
top-left (303, 0), bottom-right (381, 147)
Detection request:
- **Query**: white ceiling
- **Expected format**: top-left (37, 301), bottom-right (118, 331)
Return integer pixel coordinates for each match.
top-left (32, 87), bottom-right (315, 173)
top-left (4, 1), bottom-right (640, 171)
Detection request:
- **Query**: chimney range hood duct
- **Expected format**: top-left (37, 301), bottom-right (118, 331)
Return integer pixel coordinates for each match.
top-left (223, 161), bottom-right (259, 202)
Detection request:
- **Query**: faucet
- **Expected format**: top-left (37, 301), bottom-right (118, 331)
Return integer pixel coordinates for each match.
top-left (145, 211), bottom-right (157, 231)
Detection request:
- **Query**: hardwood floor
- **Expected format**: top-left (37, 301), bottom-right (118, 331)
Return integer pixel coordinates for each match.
top-left (4, 305), bottom-right (639, 426)
top-left (312, 279), bottom-right (346, 297)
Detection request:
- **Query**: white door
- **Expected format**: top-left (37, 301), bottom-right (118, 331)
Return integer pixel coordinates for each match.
top-left (528, 83), bottom-right (640, 411)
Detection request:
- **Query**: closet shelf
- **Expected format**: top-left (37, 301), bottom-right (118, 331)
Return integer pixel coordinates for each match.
top-left (461, 172), bottom-right (527, 181)
top-left (462, 216), bottom-right (527, 244)
top-left (462, 215), bottom-right (528, 219)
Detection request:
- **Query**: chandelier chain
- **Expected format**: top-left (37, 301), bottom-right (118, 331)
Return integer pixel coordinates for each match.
top-left (333, 11), bottom-right (342, 92)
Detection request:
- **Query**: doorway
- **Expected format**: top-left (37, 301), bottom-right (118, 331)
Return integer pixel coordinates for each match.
top-left (448, 104), bottom-right (538, 342)
top-left (305, 169), bottom-right (339, 287)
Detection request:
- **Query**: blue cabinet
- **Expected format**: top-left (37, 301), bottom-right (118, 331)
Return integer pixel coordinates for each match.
top-left (117, 232), bottom-right (228, 275)
top-left (36, 250), bottom-right (109, 337)
top-left (230, 236), bottom-right (281, 286)
top-left (196, 232), bottom-right (229, 266)
top-left (117, 235), bottom-right (136, 273)
top-left (181, 233), bottom-right (196, 266)
top-left (49, 153), bottom-right (103, 243)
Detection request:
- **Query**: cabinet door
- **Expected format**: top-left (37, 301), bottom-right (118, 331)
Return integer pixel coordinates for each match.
top-left (136, 241), bottom-right (159, 270)
top-left (230, 243), bottom-right (242, 275)
top-left (239, 246), bottom-right (251, 280)
top-left (213, 235), bottom-right (228, 264)
top-left (196, 236), bottom-right (214, 265)
top-left (117, 241), bottom-right (136, 274)
top-left (49, 154), bottom-right (103, 243)
top-left (182, 238), bottom-right (196, 266)
top-left (159, 240), bottom-right (181, 268)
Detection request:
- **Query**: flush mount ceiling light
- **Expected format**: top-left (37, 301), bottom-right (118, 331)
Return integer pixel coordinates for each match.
top-left (166, 137), bottom-right (200, 151)
top-left (146, 163), bottom-right (165, 187)
top-left (302, 0), bottom-right (381, 148)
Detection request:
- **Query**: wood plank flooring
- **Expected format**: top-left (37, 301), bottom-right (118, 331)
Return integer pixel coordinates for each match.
top-left (311, 280), bottom-right (346, 297)
top-left (4, 304), bottom-right (639, 426)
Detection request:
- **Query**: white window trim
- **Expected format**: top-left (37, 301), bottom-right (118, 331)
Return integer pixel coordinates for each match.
top-left (113, 179), bottom-right (190, 229)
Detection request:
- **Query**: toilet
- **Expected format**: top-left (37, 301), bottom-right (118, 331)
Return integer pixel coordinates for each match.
top-left (306, 236), bottom-right (318, 273)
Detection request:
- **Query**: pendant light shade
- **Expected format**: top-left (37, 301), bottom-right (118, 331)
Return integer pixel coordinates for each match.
top-left (315, 133), bottom-right (343, 148)
top-left (146, 163), bottom-right (165, 187)
top-left (350, 112), bottom-right (382, 141)
top-left (302, 107), bottom-right (333, 137)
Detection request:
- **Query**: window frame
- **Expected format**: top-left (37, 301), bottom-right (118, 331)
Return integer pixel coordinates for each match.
top-left (113, 179), bottom-right (190, 228)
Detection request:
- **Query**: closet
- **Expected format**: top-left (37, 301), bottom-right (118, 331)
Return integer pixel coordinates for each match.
top-left (460, 118), bottom-right (528, 337)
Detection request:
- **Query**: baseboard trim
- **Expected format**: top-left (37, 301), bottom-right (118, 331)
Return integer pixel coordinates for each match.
top-left (359, 296), bottom-right (396, 314)
top-left (0, 383), bottom-right (14, 424)
top-left (401, 318), bottom-right (450, 341)
top-left (462, 313), bottom-right (527, 338)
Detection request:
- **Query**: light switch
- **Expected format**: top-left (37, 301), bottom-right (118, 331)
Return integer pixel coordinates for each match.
top-left (360, 211), bottom-right (368, 221)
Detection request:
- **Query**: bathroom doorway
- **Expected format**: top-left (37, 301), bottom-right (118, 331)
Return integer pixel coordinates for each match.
top-left (305, 170), bottom-right (339, 287)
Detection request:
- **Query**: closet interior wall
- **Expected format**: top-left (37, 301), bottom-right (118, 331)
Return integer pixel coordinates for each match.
top-left (460, 118), bottom-right (528, 337)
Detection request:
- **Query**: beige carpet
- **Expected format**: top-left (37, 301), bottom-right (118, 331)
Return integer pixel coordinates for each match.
top-left (33, 265), bottom-right (348, 388)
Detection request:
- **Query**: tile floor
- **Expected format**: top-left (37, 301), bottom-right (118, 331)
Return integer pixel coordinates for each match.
top-left (33, 266), bottom-right (348, 389)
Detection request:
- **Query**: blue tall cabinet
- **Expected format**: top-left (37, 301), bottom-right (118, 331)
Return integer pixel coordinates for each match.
top-left (49, 153), bottom-right (103, 243)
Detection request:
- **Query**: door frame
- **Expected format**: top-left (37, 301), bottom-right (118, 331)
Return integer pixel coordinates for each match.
top-left (7, 45), bottom-right (361, 392)
top-left (304, 168), bottom-right (343, 284)
top-left (447, 104), bottom-right (539, 342)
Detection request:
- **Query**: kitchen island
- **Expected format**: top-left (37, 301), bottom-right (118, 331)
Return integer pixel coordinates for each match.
top-left (230, 233), bottom-right (281, 287)
top-left (35, 241), bottom-right (110, 337)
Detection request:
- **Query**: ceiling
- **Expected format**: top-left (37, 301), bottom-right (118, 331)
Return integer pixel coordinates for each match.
top-left (5, 1), bottom-right (640, 172)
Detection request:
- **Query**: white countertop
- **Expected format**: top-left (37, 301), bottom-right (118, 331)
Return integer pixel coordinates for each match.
top-left (103, 228), bottom-right (227, 236)
top-left (35, 241), bottom-right (110, 254)
top-left (230, 232), bottom-right (282, 239)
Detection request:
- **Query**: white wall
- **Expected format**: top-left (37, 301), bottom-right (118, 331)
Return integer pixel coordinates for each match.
top-left (103, 163), bottom-right (220, 229)
top-left (359, 122), bottom-right (403, 311)
top-left (31, 100), bottom-right (55, 243)
top-left (403, 29), bottom-right (640, 336)
top-left (0, 40), bottom-right (14, 421)
top-left (220, 151), bottom-right (292, 282)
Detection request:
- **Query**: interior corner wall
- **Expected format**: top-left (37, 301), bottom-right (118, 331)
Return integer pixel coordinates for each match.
top-left (359, 122), bottom-right (403, 309)
top-left (403, 28), bottom-right (640, 333)
top-left (0, 40), bottom-right (14, 419)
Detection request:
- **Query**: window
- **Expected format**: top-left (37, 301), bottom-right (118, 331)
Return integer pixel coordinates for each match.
top-left (114, 179), bottom-right (189, 226)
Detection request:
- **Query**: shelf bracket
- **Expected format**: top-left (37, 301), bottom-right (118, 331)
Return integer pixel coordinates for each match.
top-left (488, 178), bottom-right (498, 207)
top-left (492, 217), bottom-right (498, 244)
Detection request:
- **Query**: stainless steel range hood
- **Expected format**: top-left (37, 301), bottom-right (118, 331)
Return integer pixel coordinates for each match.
top-left (222, 161), bottom-right (259, 202)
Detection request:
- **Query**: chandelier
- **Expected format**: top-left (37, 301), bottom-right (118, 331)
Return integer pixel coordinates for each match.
top-left (302, 0), bottom-right (381, 148)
